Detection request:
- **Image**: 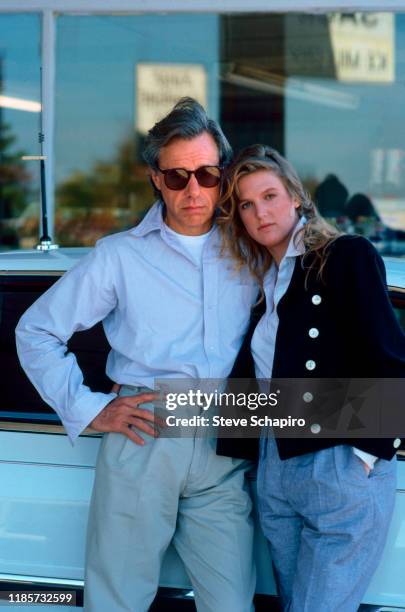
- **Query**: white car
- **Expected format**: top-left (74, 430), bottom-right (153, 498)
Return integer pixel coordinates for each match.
top-left (0, 247), bottom-right (404, 611)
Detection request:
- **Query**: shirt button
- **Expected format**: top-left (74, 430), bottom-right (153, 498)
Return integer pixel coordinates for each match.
top-left (311, 423), bottom-right (321, 434)
top-left (305, 360), bottom-right (316, 371)
top-left (303, 392), bottom-right (313, 403)
top-left (312, 295), bottom-right (322, 305)
top-left (393, 438), bottom-right (401, 449)
top-left (308, 327), bottom-right (319, 338)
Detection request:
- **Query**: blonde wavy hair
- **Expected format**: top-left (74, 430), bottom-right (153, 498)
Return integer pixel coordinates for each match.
top-left (218, 144), bottom-right (341, 289)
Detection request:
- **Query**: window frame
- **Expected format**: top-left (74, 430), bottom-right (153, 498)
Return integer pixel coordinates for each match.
top-left (0, 2), bottom-right (404, 240)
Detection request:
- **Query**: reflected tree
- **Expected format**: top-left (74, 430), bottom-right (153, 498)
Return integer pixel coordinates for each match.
top-left (56, 137), bottom-right (152, 246)
top-left (0, 120), bottom-right (31, 247)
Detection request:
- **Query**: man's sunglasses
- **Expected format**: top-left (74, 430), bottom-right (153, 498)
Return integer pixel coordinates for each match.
top-left (157, 165), bottom-right (222, 191)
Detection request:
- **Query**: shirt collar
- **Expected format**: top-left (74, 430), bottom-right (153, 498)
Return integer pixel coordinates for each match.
top-left (129, 199), bottom-right (219, 246)
top-left (130, 200), bottom-right (165, 237)
top-left (284, 215), bottom-right (306, 259)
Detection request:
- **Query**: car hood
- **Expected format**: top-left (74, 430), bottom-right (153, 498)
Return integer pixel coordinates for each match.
top-left (0, 248), bottom-right (404, 291)
top-left (0, 248), bottom-right (90, 273)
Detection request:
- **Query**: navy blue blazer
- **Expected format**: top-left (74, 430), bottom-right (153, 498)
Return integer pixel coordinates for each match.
top-left (217, 235), bottom-right (405, 461)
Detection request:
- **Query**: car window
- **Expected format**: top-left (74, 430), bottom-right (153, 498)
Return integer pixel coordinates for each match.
top-left (394, 306), bottom-right (405, 332)
top-left (390, 291), bottom-right (405, 454)
top-left (1, 274), bottom-right (404, 434)
top-left (0, 275), bottom-right (112, 428)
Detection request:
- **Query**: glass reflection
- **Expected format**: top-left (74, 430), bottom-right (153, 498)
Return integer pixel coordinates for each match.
top-left (283, 13), bottom-right (405, 256)
top-left (0, 14), bottom-right (41, 250)
top-left (54, 12), bottom-right (405, 254)
top-left (55, 14), bottom-right (219, 246)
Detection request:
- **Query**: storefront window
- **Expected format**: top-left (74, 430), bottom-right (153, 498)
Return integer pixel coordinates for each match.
top-left (51, 12), bottom-right (405, 254)
top-left (55, 14), bottom-right (219, 245)
top-left (221, 12), bottom-right (405, 256)
top-left (0, 13), bottom-right (41, 250)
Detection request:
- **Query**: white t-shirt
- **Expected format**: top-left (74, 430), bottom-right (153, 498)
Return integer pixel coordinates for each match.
top-left (164, 224), bottom-right (214, 267)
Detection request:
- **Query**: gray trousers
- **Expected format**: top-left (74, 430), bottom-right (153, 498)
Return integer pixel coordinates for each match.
top-left (84, 386), bottom-right (256, 612)
top-left (257, 436), bottom-right (396, 612)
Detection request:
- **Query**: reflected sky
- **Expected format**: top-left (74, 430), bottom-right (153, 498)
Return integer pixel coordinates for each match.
top-left (0, 13), bottom-right (41, 155)
top-left (55, 14), bottom-right (220, 183)
top-left (1, 12), bottom-right (405, 230)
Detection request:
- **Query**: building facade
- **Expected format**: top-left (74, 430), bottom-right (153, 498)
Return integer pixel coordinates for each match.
top-left (0, 1), bottom-right (405, 255)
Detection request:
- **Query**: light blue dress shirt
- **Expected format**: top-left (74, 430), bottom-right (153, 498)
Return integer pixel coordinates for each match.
top-left (16, 202), bottom-right (258, 443)
top-left (251, 218), bottom-right (377, 469)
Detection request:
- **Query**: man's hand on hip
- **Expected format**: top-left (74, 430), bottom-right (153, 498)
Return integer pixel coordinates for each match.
top-left (89, 393), bottom-right (161, 445)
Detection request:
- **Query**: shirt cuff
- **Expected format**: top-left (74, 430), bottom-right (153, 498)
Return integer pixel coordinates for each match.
top-left (352, 447), bottom-right (378, 470)
top-left (65, 391), bottom-right (118, 445)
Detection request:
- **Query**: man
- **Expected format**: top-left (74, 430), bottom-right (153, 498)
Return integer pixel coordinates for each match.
top-left (16, 98), bottom-right (258, 612)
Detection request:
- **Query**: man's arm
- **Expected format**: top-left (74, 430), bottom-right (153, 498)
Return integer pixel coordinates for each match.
top-left (15, 240), bottom-right (160, 445)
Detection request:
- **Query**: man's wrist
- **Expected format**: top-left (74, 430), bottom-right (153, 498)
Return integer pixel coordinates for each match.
top-left (67, 392), bottom-right (118, 443)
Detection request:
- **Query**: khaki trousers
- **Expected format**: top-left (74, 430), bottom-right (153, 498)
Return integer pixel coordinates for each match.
top-left (84, 385), bottom-right (256, 612)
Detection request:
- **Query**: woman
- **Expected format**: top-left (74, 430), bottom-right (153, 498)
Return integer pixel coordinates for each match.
top-left (218, 144), bottom-right (405, 612)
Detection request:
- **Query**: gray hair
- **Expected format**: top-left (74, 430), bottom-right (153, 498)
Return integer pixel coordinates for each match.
top-left (142, 97), bottom-right (232, 197)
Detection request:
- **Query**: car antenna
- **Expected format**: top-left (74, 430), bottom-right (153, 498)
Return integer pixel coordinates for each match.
top-left (22, 67), bottom-right (58, 251)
